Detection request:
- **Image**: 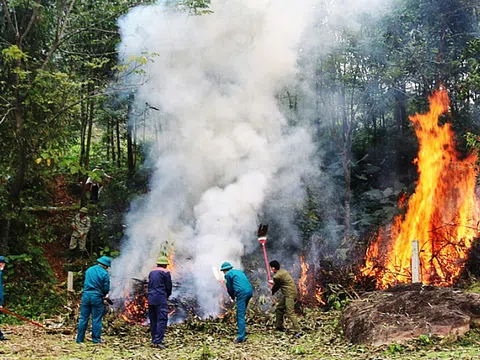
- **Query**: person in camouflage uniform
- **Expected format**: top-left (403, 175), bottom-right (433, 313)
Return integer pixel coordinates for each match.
top-left (69, 207), bottom-right (91, 252)
top-left (269, 260), bottom-right (301, 338)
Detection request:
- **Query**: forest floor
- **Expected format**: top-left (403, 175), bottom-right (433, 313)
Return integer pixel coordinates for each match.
top-left (1, 308), bottom-right (480, 359)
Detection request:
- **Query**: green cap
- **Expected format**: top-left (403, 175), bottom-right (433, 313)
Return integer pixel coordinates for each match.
top-left (157, 256), bottom-right (169, 265)
top-left (220, 261), bottom-right (233, 271)
top-left (79, 207), bottom-right (88, 214)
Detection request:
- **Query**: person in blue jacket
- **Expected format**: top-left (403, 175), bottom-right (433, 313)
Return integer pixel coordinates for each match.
top-left (148, 255), bottom-right (172, 349)
top-left (220, 261), bottom-right (253, 343)
top-left (0, 256), bottom-right (8, 341)
top-left (76, 256), bottom-right (111, 344)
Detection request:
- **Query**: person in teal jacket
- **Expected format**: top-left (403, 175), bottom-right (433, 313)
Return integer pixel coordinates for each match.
top-left (0, 256), bottom-right (8, 341)
top-left (220, 261), bottom-right (253, 343)
top-left (76, 256), bottom-right (111, 344)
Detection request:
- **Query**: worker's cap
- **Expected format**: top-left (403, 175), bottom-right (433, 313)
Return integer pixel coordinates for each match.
top-left (0, 256), bottom-right (8, 263)
top-left (97, 256), bottom-right (112, 267)
top-left (220, 261), bottom-right (233, 271)
top-left (79, 207), bottom-right (88, 214)
top-left (156, 256), bottom-right (169, 265)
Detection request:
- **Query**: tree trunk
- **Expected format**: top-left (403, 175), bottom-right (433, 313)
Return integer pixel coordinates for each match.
top-left (1, 56), bottom-right (26, 253)
top-left (116, 117), bottom-right (121, 168)
top-left (341, 82), bottom-right (352, 245)
top-left (78, 87), bottom-right (88, 182)
top-left (127, 95), bottom-right (135, 176)
top-left (81, 91), bottom-right (94, 206)
top-left (79, 85), bottom-right (87, 167)
top-left (111, 117), bottom-right (116, 164)
top-left (106, 118), bottom-right (111, 162)
top-left (394, 82), bottom-right (407, 177)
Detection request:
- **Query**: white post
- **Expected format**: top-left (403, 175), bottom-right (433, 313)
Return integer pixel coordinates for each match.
top-left (411, 240), bottom-right (421, 283)
top-left (67, 271), bottom-right (74, 292)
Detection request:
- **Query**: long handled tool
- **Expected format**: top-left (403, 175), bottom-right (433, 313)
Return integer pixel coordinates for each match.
top-left (0, 307), bottom-right (44, 328)
top-left (258, 224), bottom-right (272, 285)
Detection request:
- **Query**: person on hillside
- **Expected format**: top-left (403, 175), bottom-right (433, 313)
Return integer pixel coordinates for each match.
top-left (69, 207), bottom-right (91, 256)
top-left (269, 260), bottom-right (301, 338)
top-left (221, 261), bottom-right (253, 343)
top-left (86, 165), bottom-right (112, 203)
top-left (0, 256), bottom-right (8, 341)
top-left (148, 256), bottom-right (172, 350)
top-left (76, 256), bottom-right (111, 344)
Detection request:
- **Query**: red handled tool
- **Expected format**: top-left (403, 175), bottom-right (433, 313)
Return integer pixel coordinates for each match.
top-left (258, 224), bottom-right (272, 285)
top-left (0, 307), bottom-right (44, 328)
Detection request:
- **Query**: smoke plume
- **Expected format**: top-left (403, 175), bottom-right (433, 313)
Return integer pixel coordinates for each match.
top-left (111, 0), bottom-right (391, 315)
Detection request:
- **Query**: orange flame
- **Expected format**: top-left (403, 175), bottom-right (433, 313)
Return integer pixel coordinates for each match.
top-left (297, 256), bottom-right (325, 306)
top-left (167, 249), bottom-right (175, 272)
top-left (362, 89), bottom-right (480, 288)
top-left (315, 286), bottom-right (325, 306)
top-left (122, 293), bottom-right (148, 324)
top-left (299, 256), bottom-right (309, 297)
top-left (122, 247), bottom-right (178, 323)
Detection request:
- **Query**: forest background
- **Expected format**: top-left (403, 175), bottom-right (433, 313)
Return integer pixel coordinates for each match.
top-left (0, 0), bottom-right (479, 321)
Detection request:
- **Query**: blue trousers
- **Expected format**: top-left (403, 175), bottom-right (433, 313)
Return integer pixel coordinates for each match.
top-left (76, 293), bottom-right (104, 343)
top-left (148, 304), bottom-right (168, 345)
top-left (236, 291), bottom-right (252, 341)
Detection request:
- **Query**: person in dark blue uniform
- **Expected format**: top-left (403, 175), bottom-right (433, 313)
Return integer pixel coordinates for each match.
top-left (221, 261), bottom-right (253, 343)
top-left (148, 256), bottom-right (172, 350)
top-left (76, 256), bottom-right (111, 344)
top-left (0, 256), bottom-right (8, 341)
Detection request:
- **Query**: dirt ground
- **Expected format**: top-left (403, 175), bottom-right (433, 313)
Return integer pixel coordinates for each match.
top-left (1, 309), bottom-right (480, 359)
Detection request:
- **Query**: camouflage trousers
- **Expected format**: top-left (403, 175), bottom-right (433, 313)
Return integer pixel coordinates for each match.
top-left (69, 233), bottom-right (87, 251)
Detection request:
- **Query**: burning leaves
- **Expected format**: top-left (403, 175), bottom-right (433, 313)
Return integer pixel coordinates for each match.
top-left (121, 293), bottom-right (149, 325)
top-left (362, 89), bottom-right (480, 288)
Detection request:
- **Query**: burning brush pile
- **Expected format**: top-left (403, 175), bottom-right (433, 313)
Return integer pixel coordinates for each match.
top-left (340, 89), bottom-right (480, 346)
top-left (361, 89), bottom-right (480, 288)
top-left (118, 278), bottom-right (199, 325)
top-left (115, 226), bottom-right (327, 326)
top-left (117, 255), bottom-right (326, 326)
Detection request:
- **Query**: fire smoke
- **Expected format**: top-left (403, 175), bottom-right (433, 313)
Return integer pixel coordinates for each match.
top-left (111, 0), bottom-right (319, 315)
top-left (110, 0), bottom-right (396, 316)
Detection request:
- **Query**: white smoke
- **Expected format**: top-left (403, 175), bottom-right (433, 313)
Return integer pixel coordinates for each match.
top-left (111, 0), bottom-right (390, 315)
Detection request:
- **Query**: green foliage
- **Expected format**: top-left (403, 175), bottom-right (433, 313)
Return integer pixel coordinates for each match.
top-left (200, 343), bottom-right (213, 359)
top-left (386, 343), bottom-right (404, 354)
top-left (326, 284), bottom-right (352, 310)
top-left (417, 334), bottom-right (435, 346)
top-left (1, 45), bottom-right (29, 63)
top-left (94, 246), bottom-right (119, 259)
top-left (178, 0), bottom-right (213, 15)
top-left (3, 247), bottom-right (63, 321)
top-left (291, 345), bottom-right (307, 355)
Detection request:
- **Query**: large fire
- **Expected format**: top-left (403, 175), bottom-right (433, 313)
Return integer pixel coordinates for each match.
top-left (361, 89), bottom-right (480, 288)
